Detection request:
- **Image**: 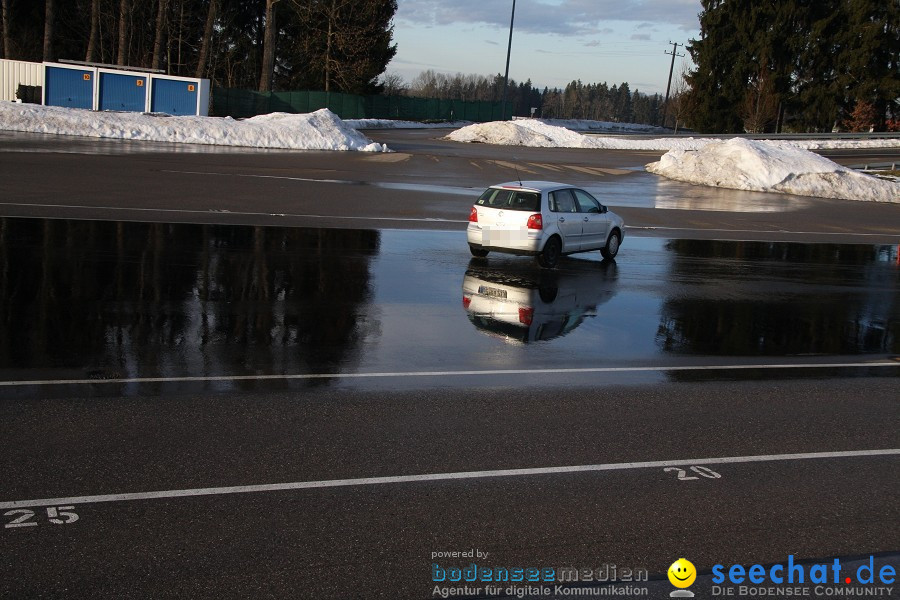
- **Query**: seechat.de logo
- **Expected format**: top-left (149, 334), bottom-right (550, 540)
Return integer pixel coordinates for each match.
top-left (668, 558), bottom-right (697, 598)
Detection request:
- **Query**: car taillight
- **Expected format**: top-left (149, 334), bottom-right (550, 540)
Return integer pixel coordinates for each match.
top-left (526, 213), bottom-right (542, 229)
top-left (469, 207), bottom-right (478, 222)
top-left (462, 296), bottom-right (471, 309)
top-left (518, 306), bottom-right (534, 325)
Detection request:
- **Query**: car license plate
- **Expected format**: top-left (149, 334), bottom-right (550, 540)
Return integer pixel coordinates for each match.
top-left (478, 286), bottom-right (507, 299)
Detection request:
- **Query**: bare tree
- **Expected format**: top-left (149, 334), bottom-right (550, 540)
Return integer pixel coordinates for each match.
top-left (380, 72), bottom-right (406, 96)
top-left (196, 0), bottom-right (218, 78)
top-left (291, 0), bottom-right (354, 92)
top-left (151, 0), bottom-right (169, 71)
top-left (740, 66), bottom-right (779, 133)
top-left (1, 0), bottom-right (10, 59)
top-left (322, 0), bottom-right (354, 92)
top-left (258, 0), bottom-right (279, 91)
top-left (117, 0), bottom-right (130, 66)
top-left (668, 67), bottom-right (696, 133)
top-left (85, 0), bottom-right (100, 62)
top-left (43, 0), bottom-right (55, 61)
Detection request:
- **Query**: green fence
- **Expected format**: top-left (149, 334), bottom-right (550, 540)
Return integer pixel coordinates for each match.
top-left (211, 87), bottom-right (511, 122)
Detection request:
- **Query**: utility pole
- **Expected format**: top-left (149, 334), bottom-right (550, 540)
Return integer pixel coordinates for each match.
top-left (662, 41), bottom-right (684, 129)
top-left (501, 0), bottom-right (516, 121)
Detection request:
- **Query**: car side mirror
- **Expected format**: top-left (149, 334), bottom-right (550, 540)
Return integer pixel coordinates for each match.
top-left (600, 205), bottom-right (608, 214)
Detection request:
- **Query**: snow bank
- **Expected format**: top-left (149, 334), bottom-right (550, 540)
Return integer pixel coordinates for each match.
top-left (448, 120), bottom-right (725, 151)
top-left (446, 119), bottom-right (900, 151)
top-left (0, 103), bottom-right (390, 152)
top-left (517, 117), bottom-right (668, 134)
top-left (646, 138), bottom-right (899, 203)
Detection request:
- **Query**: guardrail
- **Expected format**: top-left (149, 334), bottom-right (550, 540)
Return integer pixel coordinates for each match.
top-left (585, 130), bottom-right (900, 140)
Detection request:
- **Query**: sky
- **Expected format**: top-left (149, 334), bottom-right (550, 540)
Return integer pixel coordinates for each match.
top-left (387, 0), bottom-right (702, 96)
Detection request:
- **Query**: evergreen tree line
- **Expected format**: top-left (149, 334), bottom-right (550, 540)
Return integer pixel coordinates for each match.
top-left (404, 70), bottom-right (666, 124)
top-left (0, 0), bottom-right (398, 94)
top-left (686, 0), bottom-right (899, 133)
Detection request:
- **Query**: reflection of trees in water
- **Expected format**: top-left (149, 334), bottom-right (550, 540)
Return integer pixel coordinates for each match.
top-left (656, 240), bottom-right (900, 356)
top-left (0, 219), bottom-right (379, 381)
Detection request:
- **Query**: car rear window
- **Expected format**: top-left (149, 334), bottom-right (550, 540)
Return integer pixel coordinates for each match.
top-left (477, 188), bottom-right (541, 211)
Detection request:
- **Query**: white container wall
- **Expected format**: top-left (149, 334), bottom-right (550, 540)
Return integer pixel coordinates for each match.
top-left (0, 59), bottom-right (44, 102)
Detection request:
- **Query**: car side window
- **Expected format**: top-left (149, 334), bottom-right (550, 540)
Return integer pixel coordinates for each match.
top-left (550, 189), bottom-right (577, 213)
top-left (573, 189), bottom-right (602, 214)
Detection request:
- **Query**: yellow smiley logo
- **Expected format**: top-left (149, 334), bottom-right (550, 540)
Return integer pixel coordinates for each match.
top-left (668, 558), bottom-right (697, 588)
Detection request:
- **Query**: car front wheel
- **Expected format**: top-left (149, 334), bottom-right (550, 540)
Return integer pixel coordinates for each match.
top-left (600, 230), bottom-right (620, 260)
top-left (537, 236), bottom-right (562, 268)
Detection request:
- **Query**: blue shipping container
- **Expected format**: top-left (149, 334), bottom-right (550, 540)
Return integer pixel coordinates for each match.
top-left (151, 79), bottom-right (198, 115)
top-left (99, 72), bottom-right (147, 112)
top-left (45, 66), bottom-right (93, 109)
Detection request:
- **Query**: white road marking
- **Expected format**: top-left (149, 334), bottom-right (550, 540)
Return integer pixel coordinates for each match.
top-left (161, 169), bottom-right (353, 184)
top-left (0, 201), bottom-right (466, 224)
top-left (162, 170), bottom-right (480, 196)
top-left (0, 361), bottom-right (896, 387)
top-left (627, 225), bottom-right (900, 238)
top-left (1, 449), bottom-right (896, 510)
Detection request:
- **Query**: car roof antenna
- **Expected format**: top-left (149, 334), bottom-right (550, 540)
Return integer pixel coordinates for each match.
top-left (513, 162), bottom-right (523, 186)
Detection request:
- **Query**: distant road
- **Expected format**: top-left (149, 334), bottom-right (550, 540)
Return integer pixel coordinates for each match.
top-left (0, 129), bottom-right (897, 242)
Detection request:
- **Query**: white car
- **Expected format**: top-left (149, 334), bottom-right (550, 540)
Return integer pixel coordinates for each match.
top-left (467, 181), bottom-right (625, 268)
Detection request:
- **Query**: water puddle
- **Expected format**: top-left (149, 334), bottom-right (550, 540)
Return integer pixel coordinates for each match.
top-left (0, 218), bottom-right (896, 395)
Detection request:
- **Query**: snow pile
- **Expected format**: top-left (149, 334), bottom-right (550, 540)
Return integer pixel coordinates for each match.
top-left (448, 120), bottom-right (897, 202)
top-left (646, 138), bottom-right (899, 203)
top-left (345, 118), bottom-right (470, 129)
top-left (448, 119), bottom-right (596, 148)
top-left (446, 119), bottom-right (900, 151)
top-left (0, 103), bottom-right (390, 152)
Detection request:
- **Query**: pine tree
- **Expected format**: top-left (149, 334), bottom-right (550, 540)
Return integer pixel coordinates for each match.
top-left (686, 0), bottom-right (759, 132)
top-left (687, 0), bottom-right (899, 132)
top-left (792, 0), bottom-right (845, 131)
top-left (833, 0), bottom-right (900, 129)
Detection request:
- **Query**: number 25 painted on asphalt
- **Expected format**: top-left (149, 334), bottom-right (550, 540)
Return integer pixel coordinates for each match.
top-left (4, 506), bottom-right (79, 529)
top-left (664, 466), bottom-right (722, 481)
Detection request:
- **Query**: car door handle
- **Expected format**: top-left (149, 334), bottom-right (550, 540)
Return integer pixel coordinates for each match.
top-left (583, 217), bottom-right (589, 222)
top-left (558, 217), bottom-right (565, 223)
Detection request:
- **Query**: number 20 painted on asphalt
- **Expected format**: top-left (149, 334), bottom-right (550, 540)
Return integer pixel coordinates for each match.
top-left (664, 466), bottom-right (722, 481)
top-left (4, 506), bottom-right (79, 529)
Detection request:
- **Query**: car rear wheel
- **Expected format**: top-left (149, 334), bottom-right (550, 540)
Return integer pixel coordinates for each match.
top-left (469, 245), bottom-right (489, 258)
top-left (537, 236), bottom-right (562, 268)
top-left (600, 230), bottom-right (620, 260)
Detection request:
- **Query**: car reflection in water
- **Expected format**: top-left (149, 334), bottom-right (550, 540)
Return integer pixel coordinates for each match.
top-left (462, 257), bottom-right (619, 343)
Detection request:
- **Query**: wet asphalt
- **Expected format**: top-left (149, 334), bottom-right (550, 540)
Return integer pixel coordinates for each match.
top-left (1, 129), bottom-right (899, 242)
top-left (0, 130), bottom-right (899, 600)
